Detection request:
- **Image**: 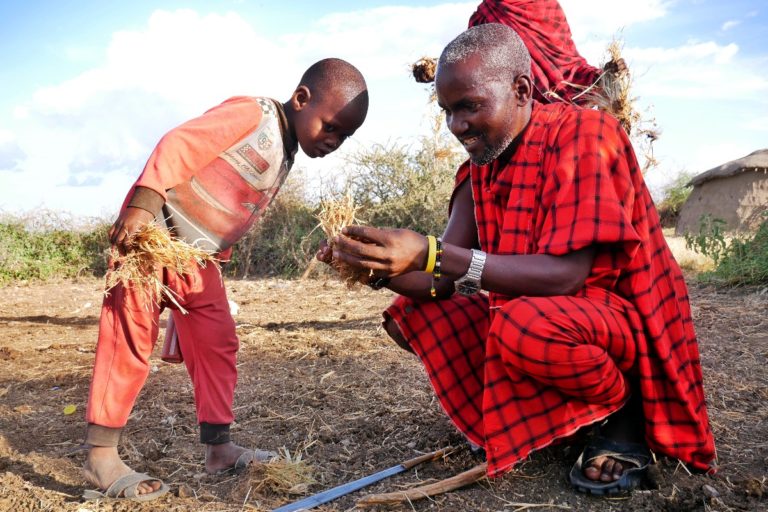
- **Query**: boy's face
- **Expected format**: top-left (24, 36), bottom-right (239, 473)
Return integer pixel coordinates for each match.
top-left (292, 87), bottom-right (367, 158)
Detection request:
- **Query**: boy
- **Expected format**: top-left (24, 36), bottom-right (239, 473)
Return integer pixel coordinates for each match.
top-left (83, 58), bottom-right (368, 501)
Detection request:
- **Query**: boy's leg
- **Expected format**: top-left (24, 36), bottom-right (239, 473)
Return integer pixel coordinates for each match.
top-left (170, 263), bottom-right (270, 472)
top-left (84, 280), bottom-right (163, 495)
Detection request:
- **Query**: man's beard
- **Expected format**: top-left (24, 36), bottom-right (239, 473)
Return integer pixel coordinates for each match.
top-left (469, 131), bottom-right (516, 166)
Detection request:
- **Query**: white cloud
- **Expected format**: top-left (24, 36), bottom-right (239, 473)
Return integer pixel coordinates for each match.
top-left (1, 6), bottom-right (472, 216)
top-left (721, 20), bottom-right (741, 31)
top-left (1, 1), bottom-right (766, 218)
top-left (561, 0), bottom-right (669, 39)
top-left (0, 130), bottom-right (25, 172)
top-left (622, 41), bottom-right (768, 100)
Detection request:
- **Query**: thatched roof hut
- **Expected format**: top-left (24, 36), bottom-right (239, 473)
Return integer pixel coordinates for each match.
top-left (676, 149), bottom-right (768, 234)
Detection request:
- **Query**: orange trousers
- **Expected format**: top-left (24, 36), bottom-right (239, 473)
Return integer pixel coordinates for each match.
top-left (86, 262), bottom-right (238, 428)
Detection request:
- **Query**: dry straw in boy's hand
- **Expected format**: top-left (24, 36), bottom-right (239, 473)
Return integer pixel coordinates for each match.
top-left (104, 222), bottom-right (217, 312)
top-left (316, 192), bottom-right (369, 288)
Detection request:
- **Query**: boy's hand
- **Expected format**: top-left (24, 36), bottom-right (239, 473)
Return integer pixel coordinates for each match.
top-left (109, 207), bottom-right (155, 255)
top-left (332, 225), bottom-right (428, 278)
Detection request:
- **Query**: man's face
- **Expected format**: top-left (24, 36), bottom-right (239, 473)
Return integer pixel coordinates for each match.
top-left (436, 53), bottom-right (529, 165)
top-left (293, 88), bottom-right (367, 158)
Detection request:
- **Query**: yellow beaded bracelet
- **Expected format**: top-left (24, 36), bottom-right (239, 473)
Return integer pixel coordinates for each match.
top-left (424, 235), bottom-right (437, 273)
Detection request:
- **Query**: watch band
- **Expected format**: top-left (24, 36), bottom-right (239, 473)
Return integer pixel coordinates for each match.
top-left (455, 249), bottom-right (486, 295)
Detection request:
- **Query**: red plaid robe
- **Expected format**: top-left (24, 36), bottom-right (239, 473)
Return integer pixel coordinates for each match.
top-left (386, 102), bottom-right (716, 476)
top-left (468, 0), bottom-right (602, 104)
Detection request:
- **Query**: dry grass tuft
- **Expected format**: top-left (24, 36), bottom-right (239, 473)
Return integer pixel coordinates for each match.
top-left (588, 40), bottom-right (638, 134)
top-left (241, 448), bottom-right (317, 496)
top-left (104, 222), bottom-right (217, 312)
top-left (316, 192), bottom-right (369, 288)
top-left (412, 56), bottom-right (437, 84)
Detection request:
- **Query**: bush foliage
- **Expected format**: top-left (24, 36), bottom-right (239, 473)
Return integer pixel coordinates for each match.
top-left (0, 212), bottom-right (109, 285)
top-left (656, 172), bottom-right (692, 228)
top-left (686, 214), bottom-right (768, 286)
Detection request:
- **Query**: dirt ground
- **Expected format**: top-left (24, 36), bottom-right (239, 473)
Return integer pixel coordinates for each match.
top-left (0, 276), bottom-right (766, 511)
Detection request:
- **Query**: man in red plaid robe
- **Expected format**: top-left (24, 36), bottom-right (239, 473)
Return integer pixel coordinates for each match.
top-left (324, 23), bottom-right (715, 494)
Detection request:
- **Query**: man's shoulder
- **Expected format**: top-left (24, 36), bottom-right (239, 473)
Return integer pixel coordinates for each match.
top-left (535, 102), bottom-right (623, 137)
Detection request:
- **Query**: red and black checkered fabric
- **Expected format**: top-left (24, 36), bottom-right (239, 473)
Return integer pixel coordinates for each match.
top-left (387, 102), bottom-right (716, 476)
top-left (468, 0), bottom-right (602, 104)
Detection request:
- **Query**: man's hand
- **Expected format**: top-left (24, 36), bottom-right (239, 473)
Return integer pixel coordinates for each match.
top-left (109, 207), bottom-right (155, 255)
top-left (331, 226), bottom-right (429, 278)
top-left (315, 239), bottom-right (333, 265)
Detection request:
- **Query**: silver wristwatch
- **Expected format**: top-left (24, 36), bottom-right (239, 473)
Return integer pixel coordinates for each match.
top-left (455, 249), bottom-right (486, 296)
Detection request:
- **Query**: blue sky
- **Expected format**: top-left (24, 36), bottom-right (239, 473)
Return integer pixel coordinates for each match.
top-left (1, 0), bottom-right (766, 218)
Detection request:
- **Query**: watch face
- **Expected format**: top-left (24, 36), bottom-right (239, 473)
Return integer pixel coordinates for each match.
top-left (456, 279), bottom-right (480, 296)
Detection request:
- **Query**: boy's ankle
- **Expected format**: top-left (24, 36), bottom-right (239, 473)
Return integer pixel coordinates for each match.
top-left (85, 424), bottom-right (122, 447)
top-left (200, 422), bottom-right (231, 445)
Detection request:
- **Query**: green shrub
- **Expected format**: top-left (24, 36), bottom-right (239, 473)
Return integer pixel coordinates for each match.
top-left (345, 126), bottom-right (464, 236)
top-left (0, 212), bottom-right (110, 285)
top-left (656, 172), bottom-right (692, 228)
top-left (686, 214), bottom-right (768, 286)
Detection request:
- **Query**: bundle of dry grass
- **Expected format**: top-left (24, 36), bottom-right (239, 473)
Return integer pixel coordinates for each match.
top-left (104, 222), bottom-right (217, 312)
top-left (237, 448), bottom-right (316, 497)
top-left (590, 40), bottom-right (660, 171)
top-left (562, 39), bottom-right (638, 134)
top-left (316, 192), bottom-right (369, 288)
top-left (412, 56), bottom-right (437, 83)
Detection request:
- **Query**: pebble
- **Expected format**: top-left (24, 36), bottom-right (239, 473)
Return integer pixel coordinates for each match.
top-left (702, 484), bottom-right (720, 498)
top-left (178, 483), bottom-right (194, 498)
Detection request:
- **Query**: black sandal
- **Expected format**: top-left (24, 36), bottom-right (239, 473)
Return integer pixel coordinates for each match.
top-left (569, 436), bottom-right (651, 495)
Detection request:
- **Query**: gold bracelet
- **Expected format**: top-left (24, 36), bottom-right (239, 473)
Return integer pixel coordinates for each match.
top-left (424, 235), bottom-right (437, 273)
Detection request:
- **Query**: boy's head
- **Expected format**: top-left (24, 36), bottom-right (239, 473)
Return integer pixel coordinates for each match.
top-left (287, 58), bottom-right (369, 158)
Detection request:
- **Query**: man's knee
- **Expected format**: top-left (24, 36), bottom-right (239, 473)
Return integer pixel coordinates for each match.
top-left (383, 315), bottom-right (414, 354)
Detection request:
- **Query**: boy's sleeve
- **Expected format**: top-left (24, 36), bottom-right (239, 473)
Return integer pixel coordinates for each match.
top-left (536, 109), bottom-right (642, 270)
top-left (129, 96), bottom-right (264, 207)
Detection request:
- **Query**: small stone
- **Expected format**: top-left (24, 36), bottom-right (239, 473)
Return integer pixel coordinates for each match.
top-left (702, 484), bottom-right (720, 498)
top-left (178, 484), bottom-right (194, 498)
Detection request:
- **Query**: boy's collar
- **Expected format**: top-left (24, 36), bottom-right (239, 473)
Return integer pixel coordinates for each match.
top-left (271, 98), bottom-right (298, 158)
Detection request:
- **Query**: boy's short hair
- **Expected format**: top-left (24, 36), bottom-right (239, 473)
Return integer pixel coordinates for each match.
top-left (298, 58), bottom-right (367, 102)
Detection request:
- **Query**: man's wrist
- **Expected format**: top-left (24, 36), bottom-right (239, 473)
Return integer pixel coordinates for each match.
top-left (367, 274), bottom-right (390, 290)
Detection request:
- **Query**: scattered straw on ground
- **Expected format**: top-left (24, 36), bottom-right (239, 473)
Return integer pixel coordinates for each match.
top-left (315, 192), bottom-right (369, 288)
top-left (231, 447), bottom-right (316, 505)
top-left (104, 222), bottom-right (217, 312)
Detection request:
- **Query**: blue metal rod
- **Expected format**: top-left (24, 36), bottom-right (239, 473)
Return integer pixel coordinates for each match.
top-left (271, 464), bottom-right (405, 512)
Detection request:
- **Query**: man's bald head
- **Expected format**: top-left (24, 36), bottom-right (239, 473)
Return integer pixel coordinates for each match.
top-left (438, 23), bottom-right (531, 84)
top-left (298, 58), bottom-right (368, 105)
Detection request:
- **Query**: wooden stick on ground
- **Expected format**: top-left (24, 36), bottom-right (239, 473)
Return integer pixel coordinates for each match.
top-left (356, 462), bottom-right (487, 507)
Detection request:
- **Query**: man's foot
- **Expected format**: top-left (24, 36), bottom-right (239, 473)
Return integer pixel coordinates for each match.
top-left (84, 446), bottom-right (162, 496)
top-left (204, 442), bottom-right (277, 474)
top-left (569, 388), bottom-right (650, 495)
top-left (569, 436), bottom-right (651, 495)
